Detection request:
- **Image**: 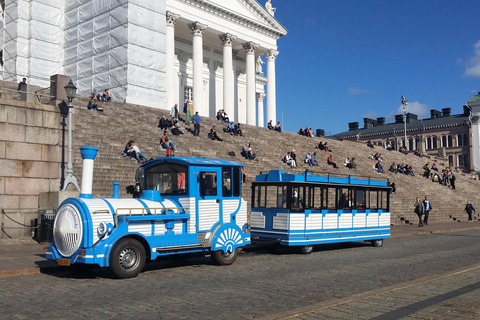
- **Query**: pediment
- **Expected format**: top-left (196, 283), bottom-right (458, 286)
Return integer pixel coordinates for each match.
top-left (199, 0), bottom-right (287, 37)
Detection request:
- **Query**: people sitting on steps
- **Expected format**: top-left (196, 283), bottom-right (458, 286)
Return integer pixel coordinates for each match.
top-left (241, 143), bottom-right (256, 160)
top-left (160, 130), bottom-right (176, 156)
top-left (327, 154), bottom-right (338, 168)
top-left (283, 152), bottom-right (296, 167)
top-left (208, 126), bottom-right (223, 141)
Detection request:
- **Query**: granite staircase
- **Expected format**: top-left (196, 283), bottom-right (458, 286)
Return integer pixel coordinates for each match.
top-left (70, 97), bottom-right (480, 226)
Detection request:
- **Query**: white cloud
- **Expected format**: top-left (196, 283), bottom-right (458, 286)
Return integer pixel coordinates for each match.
top-left (362, 111), bottom-right (377, 119)
top-left (463, 40), bottom-right (480, 78)
top-left (348, 87), bottom-right (370, 95)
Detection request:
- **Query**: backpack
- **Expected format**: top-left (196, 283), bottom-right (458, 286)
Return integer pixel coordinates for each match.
top-left (228, 151), bottom-right (235, 157)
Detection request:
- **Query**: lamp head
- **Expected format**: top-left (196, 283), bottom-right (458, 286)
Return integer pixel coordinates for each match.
top-left (64, 80), bottom-right (77, 102)
top-left (58, 101), bottom-right (69, 117)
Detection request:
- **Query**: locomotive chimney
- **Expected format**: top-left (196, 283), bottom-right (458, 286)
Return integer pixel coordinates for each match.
top-left (79, 146), bottom-right (98, 199)
top-left (112, 182), bottom-right (120, 199)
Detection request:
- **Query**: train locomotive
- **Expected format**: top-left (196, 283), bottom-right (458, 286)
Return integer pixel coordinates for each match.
top-left (46, 146), bottom-right (251, 278)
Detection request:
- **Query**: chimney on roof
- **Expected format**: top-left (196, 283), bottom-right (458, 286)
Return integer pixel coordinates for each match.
top-left (406, 113), bottom-right (417, 123)
top-left (348, 122), bottom-right (359, 131)
top-left (463, 105), bottom-right (471, 116)
top-left (442, 108), bottom-right (451, 117)
top-left (363, 118), bottom-right (376, 129)
top-left (430, 109), bottom-right (442, 119)
top-left (395, 114), bottom-right (404, 123)
top-left (376, 117), bottom-right (385, 126)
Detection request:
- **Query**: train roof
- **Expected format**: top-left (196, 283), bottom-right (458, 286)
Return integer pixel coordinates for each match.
top-left (255, 170), bottom-right (389, 187)
top-left (141, 156), bottom-right (245, 169)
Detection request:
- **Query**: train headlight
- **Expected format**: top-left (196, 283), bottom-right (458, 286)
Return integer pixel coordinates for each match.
top-left (98, 222), bottom-right (113, 237)
top-left (53, 204), bottom-right (83, 257)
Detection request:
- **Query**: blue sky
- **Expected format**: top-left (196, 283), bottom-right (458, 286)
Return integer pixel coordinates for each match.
top-left (271, 0), bottom-right (480, 135)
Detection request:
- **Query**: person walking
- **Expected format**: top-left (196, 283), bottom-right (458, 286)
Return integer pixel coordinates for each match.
top-left (422, 196), bottom-right (432, 225)
top-left (450, 172), bottom-right (456, 190)
top-left (193, 111), bottom-right (200, 136)
top-left (414, 197), bottom-right (425, 227)
top-left (464, 201), bottom-right (476, 222)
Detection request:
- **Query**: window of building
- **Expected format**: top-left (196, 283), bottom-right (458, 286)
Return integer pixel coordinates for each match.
top-left (408, 138), bottom-right (414, 151)
top-left (458, 155), bottom-right (464, 168)
top-left (465, 154), bottom-right (470, 169)
top-left (415, 138), bottom-right (421, 150)
top-left (448, 135), bottom-right (453, 148)
top-left (427, 137), bottom-right (432, 150)
top-left (442, 136), bottom-right (447, 148)
top-left (432, 136), bottom-right (438, 149)
top-left (448, 155), bottom-right (453, 167)
top-left (463, 133), bottom-right (469, 146)
top-left (457, 134), bottom-right (463, 147)
top-left (184, 87), bottom-right (193, 102)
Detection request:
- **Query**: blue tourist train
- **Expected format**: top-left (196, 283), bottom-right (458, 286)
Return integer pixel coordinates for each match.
top-left (45, 147), bottom-right (250, 278)
top-left (46, 147), bottom-right (390, 278)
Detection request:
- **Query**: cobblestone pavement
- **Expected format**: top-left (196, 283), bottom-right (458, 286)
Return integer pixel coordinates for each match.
top-left (1, 229), bottom-right (480, 319)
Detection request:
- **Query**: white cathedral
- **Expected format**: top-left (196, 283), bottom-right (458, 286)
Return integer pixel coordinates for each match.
top-left (0, 0), bottom-right (287, 126)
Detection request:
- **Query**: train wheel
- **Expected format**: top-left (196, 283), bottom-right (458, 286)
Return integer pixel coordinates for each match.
top-left (109, 238), bottom-right (146, 278)
top-left (212, 248), bottom-right (239, 265)
top-left (372, 239), bottom-right (383, 247)
top-left (300, 245), bottom-right (314, 254)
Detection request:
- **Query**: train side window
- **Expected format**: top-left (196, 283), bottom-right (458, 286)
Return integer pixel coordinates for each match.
top-left (222, 168), bottom-right (232, 197)
top-left (233, 167), bottom-right (240, 197)
top-left (199, 171), bottom-right (217, 197)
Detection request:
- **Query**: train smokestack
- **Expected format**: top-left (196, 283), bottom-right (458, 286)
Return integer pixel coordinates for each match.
top-left (79, 146), bottom-right (98, 199)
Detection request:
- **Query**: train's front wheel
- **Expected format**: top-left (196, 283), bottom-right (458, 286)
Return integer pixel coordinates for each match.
top-left (109, 238), bottom-right (146, 278)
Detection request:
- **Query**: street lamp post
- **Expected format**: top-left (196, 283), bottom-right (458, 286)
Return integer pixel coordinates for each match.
top-left (58, 101), bottom-right (69, 190)
top-left (401, 96), bottom-right (408, 150)
top-left (61, 80), bottom-right (80, 192)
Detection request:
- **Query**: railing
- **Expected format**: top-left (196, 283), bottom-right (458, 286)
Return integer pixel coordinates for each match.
top-left (114, 207), bottom-right (190, 227)
top-left (1, 208), bottom-right (55, 240)
top-left (0, 86), bottom-right (55, 104)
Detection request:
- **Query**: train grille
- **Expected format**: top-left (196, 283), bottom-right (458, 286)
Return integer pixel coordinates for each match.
top-left (53, 204), bottom-right (83, 257)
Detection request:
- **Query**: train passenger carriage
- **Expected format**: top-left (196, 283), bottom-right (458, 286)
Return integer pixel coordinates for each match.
top-left (46, 147), bottom-right (251, 278)
top-left (250, 170), bottom-right (391, 253)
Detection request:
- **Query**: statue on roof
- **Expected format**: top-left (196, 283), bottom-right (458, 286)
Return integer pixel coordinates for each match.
top-left (265, 0), bottom-right (276, 17)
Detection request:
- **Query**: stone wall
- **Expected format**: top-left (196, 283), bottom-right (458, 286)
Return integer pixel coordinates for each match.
top-left (0, 97), bottom-right (63, 239)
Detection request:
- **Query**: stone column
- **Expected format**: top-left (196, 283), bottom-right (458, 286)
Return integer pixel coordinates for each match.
top-left (256, 92), bottom-right (265, 127)
top-left (189, 21), bottom-right (207, 115)
top-left (266, 49), bottom-right (278, 125)
top-left (220, 33), bottom-right (236, 122)
top-left (243, 41), bottom-right (258, 126)
top-left (166, 11), bottom-right (180, 110)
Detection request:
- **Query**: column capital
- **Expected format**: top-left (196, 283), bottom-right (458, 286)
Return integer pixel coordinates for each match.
top-left (266, 49), bottom-right (279, 60)
top-left (166, 11), bottom-right (180, 27)
top-left (243, 41), bottom-right (259, 55)
top-left (189, 21), bottom-right (207, 36)
top-left (256, 92), bottom-right (266, 101)
top-left (220, 33), bottom-right (236, 46)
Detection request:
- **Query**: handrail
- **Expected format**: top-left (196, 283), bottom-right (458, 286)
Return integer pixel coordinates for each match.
top-left (114, 206), bottom-right (190, 227)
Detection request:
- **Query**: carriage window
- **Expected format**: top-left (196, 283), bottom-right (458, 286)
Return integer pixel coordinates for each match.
top-left (199, 171), bottom-right (217, 197)
top-left (356, 189), bottom-right (365, 209)
top-left (327, 187), bottom-right (336, 209)
top-left (338, 187), bottom-right (352, 209)
top-left (370, 190), bottom-right (378, 209)
top-left (254, 185), bottom-right (266, 207)
top-left (291, 186), bottom-right (305, 210)
top-left (310, 186), bottom-right (323, 209)
top-left (144, 163), bottom-right (188, 195)
top-left (380, 191), bottom-right (389, 210)
top-left (273, 186), bottom-right (287, 208)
